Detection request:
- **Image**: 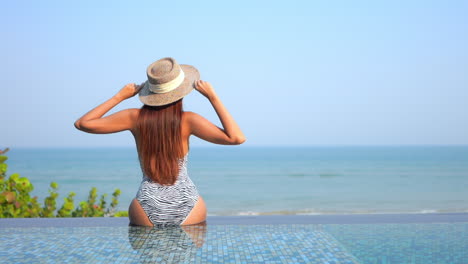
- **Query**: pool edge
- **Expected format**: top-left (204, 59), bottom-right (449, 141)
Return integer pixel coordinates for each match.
top-left (1, 212), bottom-right (468, 228)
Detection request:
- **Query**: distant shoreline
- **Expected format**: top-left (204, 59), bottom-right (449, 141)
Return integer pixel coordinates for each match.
top-left (8, 145), bottom-right (468, 153)
top-left (210, 209), bottom-right (468, 216)
top-left (1, 212), bottom-right (468, 228)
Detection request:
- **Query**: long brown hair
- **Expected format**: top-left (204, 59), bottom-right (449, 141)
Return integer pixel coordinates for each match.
top-left (136, 99), bottom-right (184, 185)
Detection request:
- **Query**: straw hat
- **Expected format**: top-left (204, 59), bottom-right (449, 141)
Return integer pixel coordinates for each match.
top-left (139, 57), bottom-right (200, 106)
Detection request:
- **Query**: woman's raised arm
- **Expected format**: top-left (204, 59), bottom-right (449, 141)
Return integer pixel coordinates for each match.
top-left (188, 80), bottom-right (246, 145)
top-left (74, 83), bottom-right (143, 134)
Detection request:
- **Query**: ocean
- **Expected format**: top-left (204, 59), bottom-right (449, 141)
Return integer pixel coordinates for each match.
top-left (4, 146), bottom-right (468, 216)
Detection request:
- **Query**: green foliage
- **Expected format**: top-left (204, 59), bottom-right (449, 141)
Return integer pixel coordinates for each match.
top-left (113, 210), bottom-right (129, 217)
top-left (42, 182), bottom-right (59, 217)
top-left (71, 187), bottom-right (121, 217)
top-left (57, 192), bottom-right (75, 217)
top-left (0, 152), bottom-right (124, 218)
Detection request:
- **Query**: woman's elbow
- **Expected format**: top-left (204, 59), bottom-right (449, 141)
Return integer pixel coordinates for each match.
top-left (231, 137), bottom-right (246, 145)
top-left (74, 120), bottom-right (82, 130)
top-left (74, 119), bottom-right (88, 131)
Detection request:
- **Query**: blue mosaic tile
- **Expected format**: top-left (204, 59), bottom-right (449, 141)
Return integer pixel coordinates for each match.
top-left (324, 223), bottom-right (468, 264)
top-left (0, 222), bottom-right (467, 263)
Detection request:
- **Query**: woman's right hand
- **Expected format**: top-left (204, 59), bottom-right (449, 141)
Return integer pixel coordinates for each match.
top-left (195, 80), bottom-right (216, 100)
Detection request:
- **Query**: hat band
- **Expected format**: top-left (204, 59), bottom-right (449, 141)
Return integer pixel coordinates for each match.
top-left (148, 70), bottom-right (185, 94)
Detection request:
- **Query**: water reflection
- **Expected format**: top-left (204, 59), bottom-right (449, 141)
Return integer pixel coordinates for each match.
top-left (127, 222), bottom-right (207, 263)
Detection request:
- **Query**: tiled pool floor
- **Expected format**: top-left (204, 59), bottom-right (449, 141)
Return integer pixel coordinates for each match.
top-left (1, 214), bottom-right (467, 264)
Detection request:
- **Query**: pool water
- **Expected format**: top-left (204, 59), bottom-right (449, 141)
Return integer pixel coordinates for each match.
top-left (1, 221), bottom-right (467, 263)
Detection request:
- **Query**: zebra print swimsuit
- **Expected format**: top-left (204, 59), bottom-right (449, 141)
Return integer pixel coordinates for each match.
top-left (135, 154), bottom-right (199, 226)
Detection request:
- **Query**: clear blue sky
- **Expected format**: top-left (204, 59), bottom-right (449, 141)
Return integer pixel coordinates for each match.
top-left (2, 0), bottom-right (467, 147)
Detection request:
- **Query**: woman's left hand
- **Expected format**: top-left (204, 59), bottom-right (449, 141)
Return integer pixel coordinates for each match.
top-left (115, 82), bottom-right (144, 101)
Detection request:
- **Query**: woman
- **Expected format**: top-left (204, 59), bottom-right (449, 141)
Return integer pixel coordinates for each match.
top-left (74, 57), bottom-right (245, 226)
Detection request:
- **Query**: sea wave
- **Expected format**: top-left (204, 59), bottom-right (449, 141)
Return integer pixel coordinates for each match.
top-left (208, 208), bottom-right (468, 216)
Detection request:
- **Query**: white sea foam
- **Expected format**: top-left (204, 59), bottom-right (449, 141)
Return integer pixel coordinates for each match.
top-left (238, 211), bottom-right (260, 216)
top-left (419, 209), bottom-right (438, 214)
top-left (224, 208), bottom-right (468, 216)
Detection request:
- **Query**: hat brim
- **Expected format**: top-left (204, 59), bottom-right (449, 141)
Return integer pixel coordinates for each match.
top-left (139, 64), bottom-right (200, 106)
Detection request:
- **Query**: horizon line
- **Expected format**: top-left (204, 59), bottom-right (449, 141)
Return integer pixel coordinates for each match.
top-left (3, 144), bottom-right (468, 149)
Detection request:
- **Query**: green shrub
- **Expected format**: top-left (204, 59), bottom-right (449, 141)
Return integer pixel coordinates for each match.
top-left (0, 150), bottom-right (127, 218)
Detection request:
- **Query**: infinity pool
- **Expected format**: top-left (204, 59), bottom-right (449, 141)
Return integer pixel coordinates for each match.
top-left (1, 214), bottom-right (467, 263)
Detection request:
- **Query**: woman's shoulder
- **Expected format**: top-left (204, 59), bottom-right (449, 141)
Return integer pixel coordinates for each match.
top-left (182, 111), bottom-right (204, 121)
top-left (127, 108), bottom-right (141, 118)
top-left (181, 111), bottom-right (203, 134)
top-left (182, 111), bottom-right (208, 126)
top-left (125, 108), bottom-right (141, 127)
